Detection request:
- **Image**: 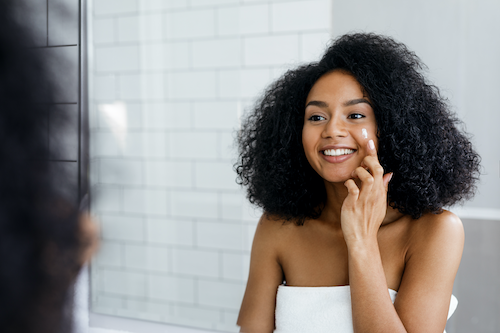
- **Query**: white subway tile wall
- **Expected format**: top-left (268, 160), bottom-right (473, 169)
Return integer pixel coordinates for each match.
top-left (89, 0), bottom-right (331, 331)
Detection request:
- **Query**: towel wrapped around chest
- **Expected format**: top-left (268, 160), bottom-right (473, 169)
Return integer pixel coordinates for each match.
top-left (274, 285), bottom-right (457, 333)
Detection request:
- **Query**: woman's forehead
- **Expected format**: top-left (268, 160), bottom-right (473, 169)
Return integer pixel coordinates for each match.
top-left (306, 70), bottom-right (371, 105)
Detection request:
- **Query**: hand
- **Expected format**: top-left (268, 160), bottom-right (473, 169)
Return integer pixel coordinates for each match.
top-left (340, 139), bottom-right (393, 245)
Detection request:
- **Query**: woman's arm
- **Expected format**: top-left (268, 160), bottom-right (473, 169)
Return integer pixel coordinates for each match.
top-left (343, 140), bottom-right (463, 332)
top-left (394, 211), bottom-right (463, 332)
top-left (347, 212), bottom-right (463, 333)
top-left (237, 214), bottom-right (284, 333)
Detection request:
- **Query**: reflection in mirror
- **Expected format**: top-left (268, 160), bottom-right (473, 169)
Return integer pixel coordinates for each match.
top-left (88, 1), bottom-right (500, 333)
top-left (88, 1), bottom-right (331, 331)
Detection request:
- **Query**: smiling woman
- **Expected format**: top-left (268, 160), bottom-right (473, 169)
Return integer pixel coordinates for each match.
top-left (235, 33), bottom-right (480, 333)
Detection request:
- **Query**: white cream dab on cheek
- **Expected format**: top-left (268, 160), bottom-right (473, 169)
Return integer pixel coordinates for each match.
top-left (362, 128), bottom-right (368, 139)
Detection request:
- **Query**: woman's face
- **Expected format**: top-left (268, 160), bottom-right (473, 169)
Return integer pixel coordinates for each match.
top-left (302, 70), bottom-right (378, 183)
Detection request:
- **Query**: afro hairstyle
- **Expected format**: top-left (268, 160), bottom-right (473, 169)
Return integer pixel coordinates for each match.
top-left (235, 32), bottom-right (481, 225)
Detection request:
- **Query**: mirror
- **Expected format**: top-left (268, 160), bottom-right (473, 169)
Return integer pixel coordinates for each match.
top-left (88, 1), bottom-right (500, 332)
top-left (87, 1), bottom-right (332, 331)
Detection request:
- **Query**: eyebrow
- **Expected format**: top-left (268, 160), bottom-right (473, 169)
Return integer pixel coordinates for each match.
top-left (305, 100), bottom-right (328, 108)
top-left (305, 98), bottom-right (372, 109)
top-left (342, 98), bottom-right (372, 107)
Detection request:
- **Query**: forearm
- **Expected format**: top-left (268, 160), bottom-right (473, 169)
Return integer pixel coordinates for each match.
top-left (348, 240), bottom-right (407, 333)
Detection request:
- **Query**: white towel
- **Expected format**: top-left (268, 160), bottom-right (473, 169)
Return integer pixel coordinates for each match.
top-left (274, 285), bottom-right (457, 333)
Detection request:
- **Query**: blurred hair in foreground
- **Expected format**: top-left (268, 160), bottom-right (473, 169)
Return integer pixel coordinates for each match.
top-left (0, 2), bottom-right (93, 333)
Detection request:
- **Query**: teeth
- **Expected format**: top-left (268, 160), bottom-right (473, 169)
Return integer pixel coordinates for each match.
top-left (323, 149), bottom-right (355, 156)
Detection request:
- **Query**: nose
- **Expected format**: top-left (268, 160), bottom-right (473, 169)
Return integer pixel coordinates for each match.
top-left (322, 116), bottom-right (348, 138)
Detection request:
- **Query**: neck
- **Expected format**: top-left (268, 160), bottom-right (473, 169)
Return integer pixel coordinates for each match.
top-left (320, 180), bottom-right (351, 226)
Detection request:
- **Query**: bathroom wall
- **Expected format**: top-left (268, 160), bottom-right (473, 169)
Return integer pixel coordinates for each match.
top-left (88, 0), bottom-right (332, 331)
top-left (448, 218), bottom-right (500, 333)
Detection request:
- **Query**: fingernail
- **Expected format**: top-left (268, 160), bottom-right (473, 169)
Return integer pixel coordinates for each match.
top-left (369, 140), bottom-right (375, 150)
top-left (388, 172), bottom-right (394, 182)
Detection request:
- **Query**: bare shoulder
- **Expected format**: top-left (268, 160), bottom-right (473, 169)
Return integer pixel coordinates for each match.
top-left (408, 210), bottom-right (464, 250)
top-left (255, 212), bottom-right (288, 234)
top-left (256, 212), bottom-right (296, 231)
top-left (253, 213), bottom-right (296, 251)
top-left (419, 209), bottom-right (463, 229)
top-left (402, 209), bottom-right (465, 266)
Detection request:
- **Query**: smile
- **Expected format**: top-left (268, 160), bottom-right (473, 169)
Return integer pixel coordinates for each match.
top-left (322, 148), bottom-right (356, 156)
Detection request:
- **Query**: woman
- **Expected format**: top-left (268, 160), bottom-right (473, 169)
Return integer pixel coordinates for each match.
top-left (235, 33), bottom-right (480, 332)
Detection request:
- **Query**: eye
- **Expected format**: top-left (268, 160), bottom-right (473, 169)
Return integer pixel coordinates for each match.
top-left (308, 115), bottom-right (326, 121)
top-left (348, 113), bottom-right (365, 119)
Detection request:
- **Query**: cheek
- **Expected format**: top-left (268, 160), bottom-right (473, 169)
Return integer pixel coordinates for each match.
top-left (301, 129), bottom-right (315, 152)
top-left (357, 125), bottom-right (378, 143)
top-left (351, 126), bottom-right (378, 155)
top-left (301, 130), bottom-right (317, 164)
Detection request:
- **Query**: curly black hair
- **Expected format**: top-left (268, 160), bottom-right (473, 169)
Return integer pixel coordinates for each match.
top-left (0, 2), bottom-right (83, 333)
top-left (236, 33), bottom-right (480, 224)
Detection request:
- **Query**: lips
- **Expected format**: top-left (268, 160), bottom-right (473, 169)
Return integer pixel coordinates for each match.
top-left (320, 146), bottom-right (357, 163)
top-left (322, 148), bottom-right (356, 156)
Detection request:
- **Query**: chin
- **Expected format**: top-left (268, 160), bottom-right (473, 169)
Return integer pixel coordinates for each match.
top-left (322, 173), bottom-right (353, 184)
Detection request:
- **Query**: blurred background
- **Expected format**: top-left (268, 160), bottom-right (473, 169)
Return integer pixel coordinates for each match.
top-left (21, 0), bottom-right (500, 332)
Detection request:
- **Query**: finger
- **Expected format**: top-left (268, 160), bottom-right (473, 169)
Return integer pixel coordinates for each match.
top-left (343, 179), bottom-right (360, 206)
top-left (359, 160), bottom-right (369, 171)
top-left (367, 139), bottom-right (377, 158)
top-left (351, 166), bottom-right (374, 194)
top-left (383, 172), bottom-right (394, 191)
top-left (362, 155), bottom-right (384, 179)
top-left (360, 139), bottom-right (381, 173)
